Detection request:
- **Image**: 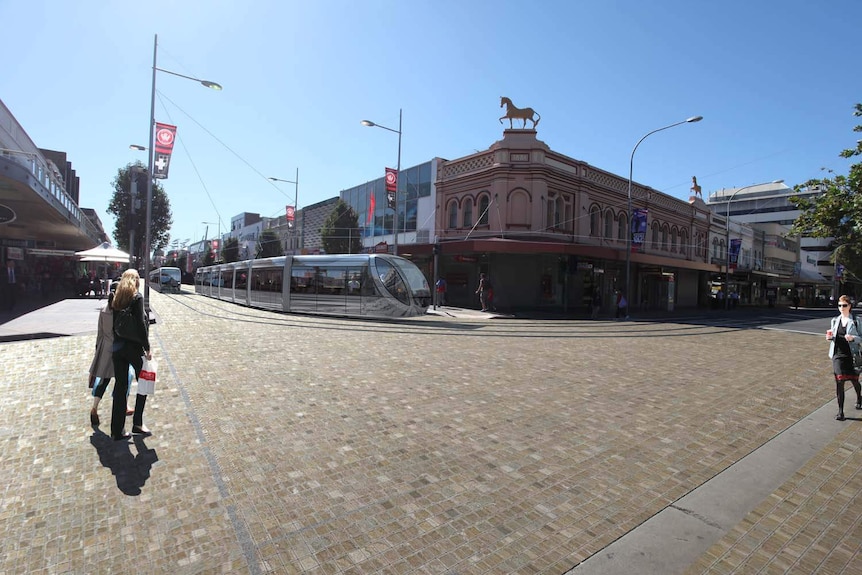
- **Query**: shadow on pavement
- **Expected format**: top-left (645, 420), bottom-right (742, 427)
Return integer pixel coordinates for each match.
top-left (89, 430), bottom-right (159, 496)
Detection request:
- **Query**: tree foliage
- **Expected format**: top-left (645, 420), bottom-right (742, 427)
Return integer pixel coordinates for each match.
top-left (258, 229), bottom-right (282, 258)
top-left (223, 237), bottom-right (240, 263)
top-left (106, 162), bottom-right (173, 268)
top-left (790, 103), bottom-right (862, 277)
top-left (321, 199), bottom-right (362, 254)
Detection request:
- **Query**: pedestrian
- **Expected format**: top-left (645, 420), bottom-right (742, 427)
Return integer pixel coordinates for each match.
top-left (591, 289), bottom-right (601, 319)
top-left (826, 295), bottom-right (862, 421)
top-left (615, 290), bottom-right (628, 320)
top-left (435, 276), bottom-right (447, 307)
top-left (88, 292), bottom-right (133, 427)
top-left (110, 269), bottom-right (152, 440)
top-left (2, 259), bottom-right (18, 311)
top-left (476, 273), bottom-right (491, 312)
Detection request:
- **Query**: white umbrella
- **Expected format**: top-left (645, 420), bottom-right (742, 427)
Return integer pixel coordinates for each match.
top-left (75, 242), bottom-right (131, 263)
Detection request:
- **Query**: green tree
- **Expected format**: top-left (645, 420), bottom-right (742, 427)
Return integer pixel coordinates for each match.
top-left (106, 162), bottom-right (172, 268)
top-left (321, 199), bottom-right (362, 254)
top-left (790, 103), bottom-right (862, 276)
top-left (223, 237), bottom-right (240, 263)
top-left (258, 229), bottom-right (282, 258)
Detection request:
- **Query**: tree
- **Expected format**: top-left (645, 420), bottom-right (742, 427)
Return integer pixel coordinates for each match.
top-left (106, 162), bottom-right (173, 268)
top-left (321, 199), bottom-right (362, 254)
top-left (790, 103), bottom-right (862, 277)
top-left (223, 237), bottom-right (240, 263)
top-left (258, 229), bottom-right (282, 258)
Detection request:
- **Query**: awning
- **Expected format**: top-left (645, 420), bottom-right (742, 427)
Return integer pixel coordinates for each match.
top-left (795, 268), bottom-right (831, 284)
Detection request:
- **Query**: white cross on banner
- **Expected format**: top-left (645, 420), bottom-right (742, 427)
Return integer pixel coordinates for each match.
top-left (153, 154), bottom-right (171, 179)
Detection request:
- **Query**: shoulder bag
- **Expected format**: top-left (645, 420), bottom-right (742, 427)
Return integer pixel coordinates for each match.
top-left (113, 304), bottom-right (143, 344)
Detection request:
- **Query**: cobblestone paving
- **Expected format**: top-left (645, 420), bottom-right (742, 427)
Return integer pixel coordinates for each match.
top-left (0, 291), bottom-right (837, 574)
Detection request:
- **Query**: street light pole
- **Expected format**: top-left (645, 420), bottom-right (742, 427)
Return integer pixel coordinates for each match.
top-left (723, 180), bottom-right (784, 309)
top-left (361, 109), bottom-right (402, 256)
top-left (142, 34), bottom-right (221, 322)
top-left (269, 168), bottom-right (300, 251)
top-left (625, 116), bottom-right (702, 314)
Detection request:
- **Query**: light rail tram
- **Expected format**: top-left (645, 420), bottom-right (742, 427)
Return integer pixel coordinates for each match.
top-left (149, 266), bottom-right (182, 293)
top-left (194, 254), bottom-right (431, 318)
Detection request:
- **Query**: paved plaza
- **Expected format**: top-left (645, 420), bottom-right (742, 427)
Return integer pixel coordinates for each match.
top-left (1, 290), bottom-right (860, 574)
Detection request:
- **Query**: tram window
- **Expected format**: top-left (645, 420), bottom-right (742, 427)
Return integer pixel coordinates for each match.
top-left (374, 259), bottom-right (409, 304)
top-left (319, 267), bottom-right (346, 295)
top-left (219, 270), bottom-right (232, 288)
top-left (236, 271), bottom-right (248, 290)
top-left (346, 268), bottom-right (363, 297)
top-left (291, 266), bottom-right (314, 293)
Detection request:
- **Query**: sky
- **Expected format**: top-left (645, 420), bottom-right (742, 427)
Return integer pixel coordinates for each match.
top-left (2, 0), bottom-right (861, 249)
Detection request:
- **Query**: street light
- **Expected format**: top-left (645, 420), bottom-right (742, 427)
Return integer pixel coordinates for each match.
top-left (143, 33), bottom-right (221, 322)
top-left (724, 179), bottom-right (784, 309)
top-left (269, 169), bottom-right (300, 251)
top-left (625, 116), bottom-right (702, 315)
top-left (361, 109), bottom-right (402, 256)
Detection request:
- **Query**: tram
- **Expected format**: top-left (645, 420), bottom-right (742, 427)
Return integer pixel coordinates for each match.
top-left (194, 254), bottom-right (431, 318)
top-left (149, 266), bottom-right (182, 293)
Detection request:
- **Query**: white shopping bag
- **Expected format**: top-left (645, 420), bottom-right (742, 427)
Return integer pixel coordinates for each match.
top-left (138, 357), bottom-right (157, 395)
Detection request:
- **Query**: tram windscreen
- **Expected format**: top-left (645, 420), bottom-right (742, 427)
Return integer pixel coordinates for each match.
top-left (390, 258), bottom-right (431, 297)
top-left (374, 259), bottom-right (410, 304)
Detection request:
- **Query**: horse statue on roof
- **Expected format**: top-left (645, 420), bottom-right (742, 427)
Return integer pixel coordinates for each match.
top-left (499, 97), bottom-right (541, 129)
top-left (691, 176), bottom-right (702, 199)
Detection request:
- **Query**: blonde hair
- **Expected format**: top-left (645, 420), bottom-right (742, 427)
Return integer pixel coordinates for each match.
top-left (112, 269), bottom-right (140, 310)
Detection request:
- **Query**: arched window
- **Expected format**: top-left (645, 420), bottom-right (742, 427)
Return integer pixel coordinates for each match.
top-left (462, 198), bottom-right (473, 228)
top-left (680, 230), bottom-right (688, 257)
top-left (651, 222), bottom-right (659, 249)
top-left (661, 226), bottom-right (669, 251)
top-left (478, 195), bottom-right (490, 225)
top-left (589, 206), bottom-right (601, 237)
top-left (555, 197), bottom-right (564, 228)
top-left (618, 213), bottom-right (627, 241)
top-left (604, 210), bottom-right (614, 239)
top-left (448, 201), bottom-right (458, 229)
top-left (671, 228), bottom-right (678, 253)
top-left (713, 238), bottom-right (720, 260)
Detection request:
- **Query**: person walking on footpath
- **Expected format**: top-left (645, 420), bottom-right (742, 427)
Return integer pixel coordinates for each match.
top-left (88, 292), bottom-right (134, 427)
top-left (476, 273), bottom-right (492, 312)
top-left (2, 259), bottom-right (18, 311)
top-left (826, 295), bottom-right (862, 421)
top-left (435, 276), bottom-right (447, 307)
top-left (615, 289), bottom-right (628, 320)
top-left (110, 269), bottom-right (152, 440)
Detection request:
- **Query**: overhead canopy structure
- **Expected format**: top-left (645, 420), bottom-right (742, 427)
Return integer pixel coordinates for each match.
top-left (75, 242), bottom-right (130, 263)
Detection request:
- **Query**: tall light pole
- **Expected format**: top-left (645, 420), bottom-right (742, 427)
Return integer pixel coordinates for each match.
top-left (625, 116), bottom-right (702, 314)
top-left (269, 169), bottom-right (300, 251)
top-left (724, 179), bottom-right (784, 309)
top-left (361, 109), bottom-right (402, 256)
top-left (143, 33), bottom-right (221, 322)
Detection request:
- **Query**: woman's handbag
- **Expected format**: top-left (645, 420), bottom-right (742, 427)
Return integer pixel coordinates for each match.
top-left (138, 357), bottom-right (157, 395)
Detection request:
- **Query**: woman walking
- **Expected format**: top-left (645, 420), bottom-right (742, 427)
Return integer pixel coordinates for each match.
top-left (88, 292), bottom-right (133, 427)
top-left (826, 295), bottom-right (862, 421)
top-left (110, 269), bottom-right (152, 440)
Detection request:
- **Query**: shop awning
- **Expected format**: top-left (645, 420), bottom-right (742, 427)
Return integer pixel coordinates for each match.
top-left (795, 268), bottom-right (831, 284)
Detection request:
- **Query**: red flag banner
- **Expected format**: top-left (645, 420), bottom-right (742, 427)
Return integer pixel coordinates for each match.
top-left (286, 205), bottom-right (295, 229)
top-left (367, 192), bottom-right (376, 224)
top-left (153, 122), bottom-right (177, 180)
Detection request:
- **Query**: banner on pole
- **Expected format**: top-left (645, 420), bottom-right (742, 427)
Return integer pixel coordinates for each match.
top-left (631, 208), bottom-right (648, 252)
top-left (385, 167), bottom-right (397, 209)
top-left (729, 238), bottom-right (742, 270)
top-left (286, 205), bottom-right (295, 229)
top-left (153, 122), bottom-right (177, 180)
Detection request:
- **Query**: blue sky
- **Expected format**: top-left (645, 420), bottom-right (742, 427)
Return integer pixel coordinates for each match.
top-left (2, 0), bottom-right (861, 248)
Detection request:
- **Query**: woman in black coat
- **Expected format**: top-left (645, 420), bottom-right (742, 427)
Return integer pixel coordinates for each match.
top-left (110, 269), bottom-right (152, 440)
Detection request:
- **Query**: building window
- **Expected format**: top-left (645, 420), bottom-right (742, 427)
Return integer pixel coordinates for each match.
top-left (679, 230), bottom-right (688, 257)
top-left (463, 198), bottom-right (473, 228)
top-left (671, 228), bottom-right (678, 253)
top-left (604, 210), bottom-right (614, 239)
top-left (448, 201), bottom-right (458, 229)
top-left (651, 222), bottom-right (659, 249)
top-left (555, 197), bottom-right (565, 228)
top-left (661, 226), bottom-right (669, 251)
top-left (478, 194), bottom-right (489, 225)
top-left (618, 213), bottom-right (627, 241)
top-left (589, 206), bottom-right (600, 237)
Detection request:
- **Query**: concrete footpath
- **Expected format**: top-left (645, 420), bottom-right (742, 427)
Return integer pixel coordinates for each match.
top-left (1, 294), bottom-right (860, 574)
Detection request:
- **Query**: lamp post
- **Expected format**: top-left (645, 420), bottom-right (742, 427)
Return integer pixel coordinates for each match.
top-left (143, 33), bottom-right (221, 322)
top-left (269, 169), bottom-right (300, 251)
top-left (625, 116), bottom-right (702, 314)
top-left (361, 109), bottom-right (402, 256)
top-left (723, 179), bottom-right (784, 309)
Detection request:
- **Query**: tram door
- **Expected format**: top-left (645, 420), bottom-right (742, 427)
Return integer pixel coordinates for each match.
top-left (290, 265), bottom-right (317, 313)
top-left (345, 267), bottom-right (364, 315)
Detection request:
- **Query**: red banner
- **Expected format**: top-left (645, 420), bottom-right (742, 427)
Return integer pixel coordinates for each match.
top-left (367, 192), bottom-right (376, 224)
top-left (385, 167), bottom-right (397, 192)
top-left (153, 122), bottom-right (177, 180)
top-left (286, 205), bottom-right (295, 229)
